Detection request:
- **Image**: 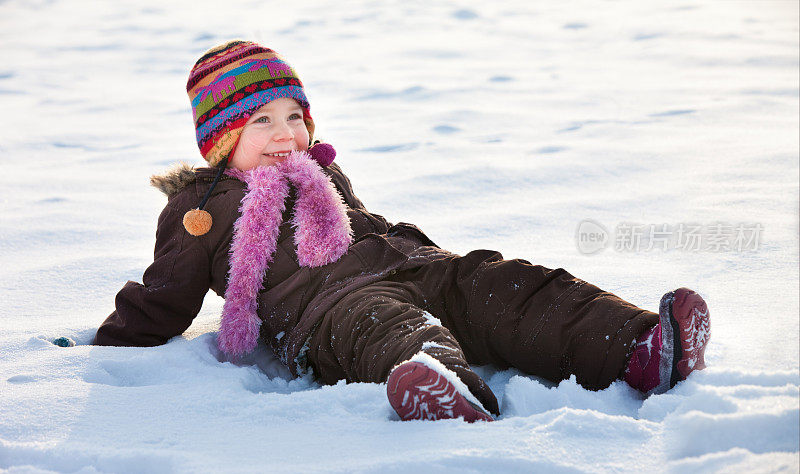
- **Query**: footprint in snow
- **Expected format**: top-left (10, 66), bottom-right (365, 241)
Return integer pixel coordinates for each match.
top-left (7, 375), bottom-right (40, 384)
top-left (451, 9), bottom-right (478, 20)
top-left (432, 125), bottom-right (460, 135)
top-left (534, 146), bottom-right (568, 154)
top-left (649, 109), bottom-right (696, 117)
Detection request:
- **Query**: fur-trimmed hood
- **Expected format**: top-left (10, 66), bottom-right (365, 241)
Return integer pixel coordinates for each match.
top-left (150, 163), bottom-right (199, 197)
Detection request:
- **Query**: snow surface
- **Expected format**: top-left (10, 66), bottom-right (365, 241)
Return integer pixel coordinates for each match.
top-left (1, 0), bottom-right (798, 472)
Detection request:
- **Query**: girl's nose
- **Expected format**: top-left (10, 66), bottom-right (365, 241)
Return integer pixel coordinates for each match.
top-left (273, 122), bottom-right (293, 141)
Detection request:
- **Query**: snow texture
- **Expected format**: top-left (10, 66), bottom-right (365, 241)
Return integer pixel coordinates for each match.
top-left (1, 0), bottom-right (798, 472)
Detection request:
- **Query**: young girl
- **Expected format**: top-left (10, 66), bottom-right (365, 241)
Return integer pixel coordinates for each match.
top-left (94, 40), bottom-right (710, 422)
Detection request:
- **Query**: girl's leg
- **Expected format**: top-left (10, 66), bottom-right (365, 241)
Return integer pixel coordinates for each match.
top-left (402, 249), bottom-right (660, 390)
top-left (306, 281), bottom-right (499, 417)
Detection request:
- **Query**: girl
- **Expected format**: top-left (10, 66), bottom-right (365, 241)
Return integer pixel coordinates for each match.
top-left (94, 40), bottom-right (710, 422)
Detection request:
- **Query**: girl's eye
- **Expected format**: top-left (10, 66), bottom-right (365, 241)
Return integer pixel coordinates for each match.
top-left (254, 116), bottom-right (270, 123)
top-left (289, 113), bottom-right (302, 120)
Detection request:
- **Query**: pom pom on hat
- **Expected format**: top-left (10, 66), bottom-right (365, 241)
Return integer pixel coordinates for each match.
top-left (309, 142), bottom-right (336, 167)
top-left (182, 160), bottom-right (226, 237)
top-left (184, 209), bottom-right (213, 236)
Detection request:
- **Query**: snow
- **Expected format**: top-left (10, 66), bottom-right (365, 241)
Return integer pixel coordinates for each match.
top-left (1, 0), bottom-right (798, 472)
top-left (420, 310), bottom-right (443, 327)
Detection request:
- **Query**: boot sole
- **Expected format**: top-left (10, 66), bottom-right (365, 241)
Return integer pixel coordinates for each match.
top-left (654, 288), bottom-right (710, 394)
top-left (387, 361), bottom-right (494, 422)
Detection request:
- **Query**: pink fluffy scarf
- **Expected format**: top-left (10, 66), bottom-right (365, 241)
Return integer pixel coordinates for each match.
top-left (217, 151), bottom-right (352, 357)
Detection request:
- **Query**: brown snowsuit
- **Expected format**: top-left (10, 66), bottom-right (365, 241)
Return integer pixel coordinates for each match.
top-left (94, 162), bottom-right (658, 415)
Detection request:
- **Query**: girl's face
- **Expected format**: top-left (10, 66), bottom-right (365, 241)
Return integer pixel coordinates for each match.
top-left (228, 97), bottom-right (310, 171)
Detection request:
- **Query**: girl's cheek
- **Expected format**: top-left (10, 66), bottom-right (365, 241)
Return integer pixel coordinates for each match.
top-left (245, 132), bottom-right (266, 147)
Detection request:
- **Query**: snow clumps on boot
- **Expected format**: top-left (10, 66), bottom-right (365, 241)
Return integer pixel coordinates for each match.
top-left (387, 352), bottom-right (494, 422)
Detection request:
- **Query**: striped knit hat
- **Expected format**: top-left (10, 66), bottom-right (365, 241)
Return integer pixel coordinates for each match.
top-left (187, 40), bottom-right (315, 166)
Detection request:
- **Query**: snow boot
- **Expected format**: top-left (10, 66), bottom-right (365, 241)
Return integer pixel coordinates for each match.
top-left (624, 287), bottom-right (710, 395)
top-left (387, 358), bottom-right (494, 422)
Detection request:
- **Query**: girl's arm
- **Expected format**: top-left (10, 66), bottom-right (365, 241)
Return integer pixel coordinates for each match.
top-left (94, 201), bottom-right (211, 347)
